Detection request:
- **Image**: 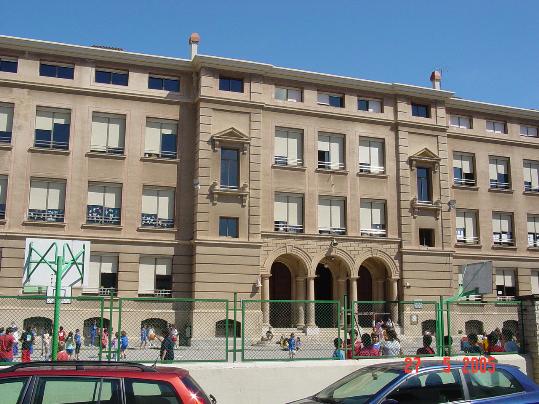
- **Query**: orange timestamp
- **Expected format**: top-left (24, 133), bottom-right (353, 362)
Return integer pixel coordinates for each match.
top-left (404, 356), bottom-right (497, 374)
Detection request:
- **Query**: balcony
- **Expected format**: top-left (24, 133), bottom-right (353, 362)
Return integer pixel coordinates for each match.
top-left (317, 161), bottom-right (345, 170)
top-left (358, 163), bottom-right (385, 174)
top-left (456, 235), bottom-right (479, 245)
top-left (87, 206), bottom-right (121, 225)
top-left (274, 156), bottom-right (303, 167)
top-left (489, 180), bottom-right (510, 190)
top-left (274, 221), bottom-right (303, 233)
top-left (141, 214), bottom-right (174, 229)
top-left (454, 177), bottom-right (476, 187)
top-left (28, 209), bottom-right (64, 223)
top-left (492, 233), bottom-right (514, 246)
top-left (319, 227), bottom-right (346, 236)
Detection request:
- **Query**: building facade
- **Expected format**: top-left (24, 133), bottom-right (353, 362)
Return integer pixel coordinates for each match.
top-left (0, 34), bottom-right (538, 326)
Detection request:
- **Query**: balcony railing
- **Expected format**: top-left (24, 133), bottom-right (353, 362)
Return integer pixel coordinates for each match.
top-left (0, 203), bottom-right (5, 219)
top-left (141, 214), bottom-right (174, 229)
top-left (98, 287), bottom-right (116, 296)
top-left (274, 156), bottom-right (303, 167)
top-left (0, 131), bottom-right (12, 144)
top-left (317, 161), bottom-right (345, 170)
top-left (496, 295), bottom-right (516, 301)
top-left (524, 182), bottom-right (539, 192)
top-left (493, 233), bottom-right (514, 246)
top-left (90, 145), bottom-right (124, 155)
top-left (454, 177), bottom-right (476, 186)
top-left (154, 289), bottom-right (172, 297)
top-left (360, 228), bottom-right (387, 237)
top-left (529, 234), bottom-right (539, 247)
top-left (489, 180), bottom-right (510, 190)
top-left (274, 221), bottom-right (304, 233)
top-left (319, 227), bottom-right (346, 235)
top-left (28, 209), bottom-right (64, 223)
top-left (144, 150), bottom-right (177, 159)
top-left (459, 294), bottom-right (483, 302)
top-left (456, 235), bottom-right (479, 245)
top-left (87, 206), bottom-right (121, 225)
top-left (358, 163), bottom-right (385, 174)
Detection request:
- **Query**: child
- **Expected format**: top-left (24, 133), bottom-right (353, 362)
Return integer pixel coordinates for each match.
top-left (288, 333), bottom-right (296, 359)
top-left (57, 342), bottom-right (69, 361)
top-left (120, 331), bottom-right (128, 359)
top-left (65, 332), bottom-right (75, 358)
top-left (74, 329), bottom-right (82, 360)
top-left (332, 337), bottom-right (345, 360)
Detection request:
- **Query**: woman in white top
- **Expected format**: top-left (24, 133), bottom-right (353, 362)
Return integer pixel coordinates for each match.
top-left (381, 329), bottom-right (402, 356)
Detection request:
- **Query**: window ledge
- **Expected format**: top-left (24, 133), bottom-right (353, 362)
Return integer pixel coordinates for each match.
top-left (22, 220), bottom-right (65, 227)
top-left (488, 188), bottom-right (514, 194)
top-left (492, 244), bottom-right (517, 250)
top-left (137, 226), bottom-right (177, 233)
top-left (81, 223), bottom-right (123, 230)
top-left (315, 168), bottom-right (348, 175)
top-left (357, 172), bottom-right (388, 179)
top-left (28, 147), bottom-right (70, 156)
top-left (528, 247), bottom-right (539, 251)
top-left (140, 156), bottom-right (179, 164)
top-left (454, 243), bottom-right (482, 249)
top-left (452, 184), bottom-right (479, 191)
top-left (86, 151), bottom-right (126, 160)
top-left (523, 191), bottom-right (539, 196)
top-left (0, 219), bottom-right (6, 225)
top-left (271, 164), bottom-right (306, 172)
top-left (0, 144), bottom-right (12, 151)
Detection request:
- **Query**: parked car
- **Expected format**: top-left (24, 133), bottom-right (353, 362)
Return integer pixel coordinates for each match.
top-left (0, 361), bottom-right (216, 404)
top-left (289, 360), bottom-right (539, 403)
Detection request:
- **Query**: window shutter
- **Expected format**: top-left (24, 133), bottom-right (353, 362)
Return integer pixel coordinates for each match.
top-left (274, 130), bottom-right (288, 158)
top-left (318, 134), bottom-right (330, 152)
top-left (360, 201), bottom-right (371, 230)
top-left (330, 136), bottom-right (343, 167)
top-left (142, 188), bottom-right (158, 214)
top-left (331, 199), bottom-right (344, 229)
top-left (372, 141), bottom-right (383, 172)
top-left (274, 194), bottom-right (287, 222)
top-left (369, 100), bottom-right (381, 113)
top-left (0, 177), bottom-right (6, 204)
top-left (497, 160), bottom-right (507, 174)
top-left (288, 130), bottom-right (301, 164)
top-left (289, 196), bottom-right (303, 226)
top-left (108, 116), bottom-right (125, 149)
top-left (84, 256), bottom-right (102, 293)
top-left (156, 258), bottom-right (172, 276)
top-left (35, 110), bottom-right (53, 131)
top-left (465, 213), bottom-right (476, 238)
top-left (489, 159), bottom-right (498, 180)
top-left (492, 214), bottom-right (501, 233)
top-left (29, 181), bottom-right (47, 210)
top-left (528, 216), bottom-right (536, 233)
top-left (532, 271), bottom-right (539, 294)
top-left (462, 155), bottom-right (473, 173)
top-left (274, 87), bottom-right (286, 100)
top-left (53, 111), bottom-right (70, 125)
top-left (0, 105), bottom-right (13, 132)
top-left (318, 198), bottom-right (331, 229)
top-left (505, 270), bottom-right (515, 287)
top-left (456, 211), bottom-right (465, 229)
top-left (359, 139), bottom-right (370, 165)
top-left (104, 186), bottom-right (121, 209)
top-left (161, 121), bottom-right (176, 136)
top-left (449, 116), bottom-right (459, 127)
top-left (317, 93), bottom-right (329, 104)
top-left (87, 185), bottom-right (104, 206)
top-left (496, 269), bottom-right (504, 286)
top-left (531, 164), bottom-right (539, 189)
top-left (373, 201), bottom-right (384, 226)
top-left (500, 215), bottom-right (510, 232)
top-left (145, 120), bottom-right (161, 154)
top-left (138, 257), bottom-right (156, 294)
top-left (288, 89), bottom-right (301, 102)
top-left (91, 114), bottom-right (108, 150)
top-left (47, 182), bottom-right (65, 210)
top-left (158, 189), bottom-right (174, 220)
top-left (100, 255), bottom-right (118, 274)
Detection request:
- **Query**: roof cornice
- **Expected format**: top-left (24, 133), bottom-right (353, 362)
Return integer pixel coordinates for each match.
top-left (447, 97), bottom-right (539, 120)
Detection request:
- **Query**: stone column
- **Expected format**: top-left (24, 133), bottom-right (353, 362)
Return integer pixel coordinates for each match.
top-left (376, 279), bottom-right (385, 301)
top-left (261, 274), bottom-right (270, 326)
top-left (306, 276), bottom-right (316, 327)
top-left (295, 277), bottom-right (306, 328)
top-left (337, 278), bottom-right (347, 326)
top-left (349, 277), bottom-right (359, 304)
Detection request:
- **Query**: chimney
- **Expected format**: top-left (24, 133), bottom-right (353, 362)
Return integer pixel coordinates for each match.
top-left (430, 70), bottom-right (441, 90)
top-left (189, 33), bottom-right (200, 59)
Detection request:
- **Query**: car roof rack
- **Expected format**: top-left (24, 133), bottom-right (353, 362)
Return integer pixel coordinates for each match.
top-left (0, 361), bottom-right (158, 373)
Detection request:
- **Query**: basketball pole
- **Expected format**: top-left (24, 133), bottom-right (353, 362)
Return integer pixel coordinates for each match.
top-left (51, 254), bottom-right (64, 361)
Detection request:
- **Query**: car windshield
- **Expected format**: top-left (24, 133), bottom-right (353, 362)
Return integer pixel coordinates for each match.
top-left (314, 367), bottom-right (401, 403)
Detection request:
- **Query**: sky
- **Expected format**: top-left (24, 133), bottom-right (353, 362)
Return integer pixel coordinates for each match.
top-left (2, 0), bottom-right (539, 109)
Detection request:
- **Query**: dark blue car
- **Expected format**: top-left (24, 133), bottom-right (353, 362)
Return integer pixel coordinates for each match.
top-left (290, 360), bottom-right (539, 403)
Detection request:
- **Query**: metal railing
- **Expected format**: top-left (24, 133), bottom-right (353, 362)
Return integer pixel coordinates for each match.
top-left (274, 156), bottom-right (303, 167)
top-left (318, 227), bottom-right (346, 235)
top-left (358, 163), bottom-right (385, 174)
top-left (274, 222), bottom-right (303, 233)
top-left (90, 145), bottom-right (124, 155)
top-left (454, 177), bottom-right (476, 186)
top-left (456, 235), bottom-right (480, 244)
top-left (360, 228), bottom-right (386, 237)
top-left (317, 161), bottom-right (345, 170)
top-left (489, 180), bottom-right (510, 190)
top-left (141, 215), bottom-right (174, 229)
top-left (0, 131), bottom-right (12, 143)
top-left (492, 234), bottom-right (514, 246)
top-left (27, 209), bottom-right (65, 223)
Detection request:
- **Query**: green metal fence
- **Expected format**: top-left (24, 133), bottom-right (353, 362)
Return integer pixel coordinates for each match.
top-left (444, 300), bottom-right (524, 356)
top-left (241, 299), bottom-right (341, 361)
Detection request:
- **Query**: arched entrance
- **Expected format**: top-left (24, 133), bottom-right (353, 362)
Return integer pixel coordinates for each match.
top-left (357, 266), bottom-right (373, 301)
top-left (315, 264), bottom-right (334, 328)
top-left (269, 262), bottom-right (292, 327)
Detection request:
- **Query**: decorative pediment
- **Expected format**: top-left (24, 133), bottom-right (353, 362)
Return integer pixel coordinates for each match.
top-left (408, 148), bottom-right (441, 171)
top-left (212, 127), bottom-right (250, 153)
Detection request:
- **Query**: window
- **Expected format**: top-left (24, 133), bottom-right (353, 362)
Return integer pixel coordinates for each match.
top-left (274, 193), bottom-right (303, 233)
top-left (144, 118), bottom-right (177, 159)
top-left (141, 187), bottom-right (175, 228)
top-left (524, 160), bottom-right (539, 192)
top-left (0, 57), bottom-right (17, 73)
top-left (219, 76), bottom-right (243, 92)
top-left (220, 148), bottom-right (239, 188)
top-left (39, 62), bottom-right (74, 79)
top-left (275, 86), bottom-right (302, 102)
top-left (387, 369), bottom-right (464, 404)
top-left (0, 103), bottom-right (13, 144)
top-left (274, 127), bottom-right (303, 166)
top-left (95, 68), bottom-right (128, 86)
top-left (496, 268), bottom-right (516, 300)
top-left (318, 133), bottom-right (344, 170)
top-left (318, 197), bottom-right (346, 235)
top-left (125, 380), bottom-right (181, 404)
top-left (449, 115), bottom-right (471, 129)
top-left (0, 176), bottom-right (6, 219)
top-left (453, 152), bottom-right (475, 186)
top-left (456, 210), bottom-right (479, 244)
top-left (87, 183), bottom-right (122, 225)
top-left (492, 212), bottom-right (514, 246)
top-left (0, 377), bottom-right (29, 404)
top-left (219, 217), bottom-right (239, 238)
top-left (86, 255), bottom-right (118, 295)
top-left (412, 103), bottom-right (430, 118)
top-left (91, 112), bottom-right (125, 154)
top-left (486, 120), bottom-right (506, 134)
top-left (34, 377), bottom-right (121, 404)
top-left (35, 108), bottom-right (71, 150)
top-left (528, 215), bottom-right (539, 247)
top-left (358, 98), bottom-right (382, 113)
top-left (416, 167), bottom-right (431, 202)
top-left (360, 200), bottom-right (386, 237)
top-left (317, 92), bottom-right (344, 108)
top-left (465, 369), bottom-right (524, 400)
top-left (148, 75), bottom-right (180, 92)
top-left (419, 228), bottom-right (435, 247)
top-left (138, 257), bottom-right (172, 296)
top-left (359, 138), bottom-right (384, 174)
top-left (520, 125), bottom-right (538, 138)
top-left (28, 179), bottom-right (65, 222)
top-left (532, 271), bottom-right (539, 294)
top-left (489, 157), bottom-right (510, 189)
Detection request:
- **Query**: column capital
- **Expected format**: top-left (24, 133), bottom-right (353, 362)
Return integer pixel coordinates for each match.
top-left (295, 276), bottom-right (307, 282)
top-left (306, 275), bottom-right (317, 280)
top-left (260, 273), bottom-right (271, 279)
top-left (349, 276), bottom-right (360, 281)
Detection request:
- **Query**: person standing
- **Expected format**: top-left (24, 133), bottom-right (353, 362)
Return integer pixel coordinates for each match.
top-left (148, 326), bottom-right (156, 348)
top-left (11, 324), bottom-right (19, 357)
top-left (160, 330), bottom-right (174, 362)
top-left (332, 337), bottom-right (345, 360)
top-left (42, 330), bottom-right (51, 361)
top-left (58, 326), bottom-right (66, 344)
top-left (120, 331), bottom-right (128, 359)
top-left (74, 329), bottom-right (82, 360)
top-left (57, 342), bottom-right (69, 361)
top-left (90, 321), bottom-right (97, 347)
top-left (139, 325), bottom-right (148, 349)
top-left (416, 334), bottom-right (435, 355)
top-left (20, 327), bottom-right (34, 363)
top-left (381, 329), bottom-right (402, 356)
top-left (288, 333), bottom-right (296, 359)
top-left (65, 332), bottom-right (75, 359)
top-left (0, 328), bottom-right (16, 363)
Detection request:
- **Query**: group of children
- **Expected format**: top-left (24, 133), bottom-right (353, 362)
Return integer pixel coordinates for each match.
top-left (278, 333), bottom-right (303, 358)
top-left (461, 328), bottom-right (519, 354)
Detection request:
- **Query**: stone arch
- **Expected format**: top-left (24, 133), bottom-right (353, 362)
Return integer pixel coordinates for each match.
top-left (262, 245), bottom-right (311, 276)
top-left (356, 249), bottom-right (399, 278)
top-left (309, 247), bottom-right (355, 277)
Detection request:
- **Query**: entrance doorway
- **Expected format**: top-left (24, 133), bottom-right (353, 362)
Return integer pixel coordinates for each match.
top-left (357, 266), bottom-right (373, 301)
top-left (315, 264), bottom-right (334, 327)
top-left (270, 262), bottom-right (292, 327)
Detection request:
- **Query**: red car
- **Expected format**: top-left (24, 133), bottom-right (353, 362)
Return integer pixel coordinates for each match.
top-left (0, 361), bottom-right (216, 404)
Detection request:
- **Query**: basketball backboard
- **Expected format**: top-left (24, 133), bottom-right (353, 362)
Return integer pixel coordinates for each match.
top-left (461, 261), bottom-right (493, 295)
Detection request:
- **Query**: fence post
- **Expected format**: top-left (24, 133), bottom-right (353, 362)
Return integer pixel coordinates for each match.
top-left (437, 296), bottom-right (444, 356)
top-left (51, 254), bottom-right (64, 361)
top-left (343, 294), bottom-right (348, 358)
top-left (107, 295), bottom-right (114, 361)
top-left (116, 296), bottom-right (122, 360)
top-left (233, 292), bottom-right (237, 362)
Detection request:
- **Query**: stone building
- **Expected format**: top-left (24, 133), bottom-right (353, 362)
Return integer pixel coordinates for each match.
top-left (0, 34), bottom-right (538, 334)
